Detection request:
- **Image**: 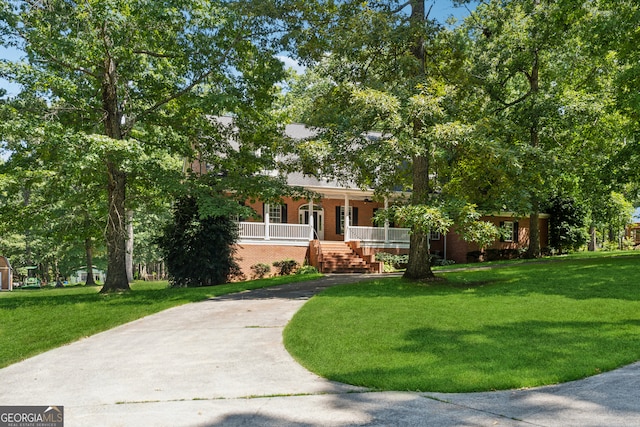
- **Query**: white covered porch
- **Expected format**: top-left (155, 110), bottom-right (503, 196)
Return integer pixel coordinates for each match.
top-left (237, 188), bottom-right (410, 247)
top-left (237, 221), bottom-right (410, 246)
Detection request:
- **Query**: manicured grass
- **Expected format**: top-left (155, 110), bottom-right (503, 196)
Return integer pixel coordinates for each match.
top-left (0, 274), bottom-right (322, 369)
top-left (284, 253), bottom-right (640, 392)
top-left (431, 249), bottom-right (640, 271)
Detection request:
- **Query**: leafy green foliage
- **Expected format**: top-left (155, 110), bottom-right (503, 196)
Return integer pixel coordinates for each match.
top-left (157, 196), bottom-right (243, 287)
top-left (375, 252), bottom-right (408, 271)
top-left (0, 0), bottom-right (293, 292)
top-left (547, 195), bottom-right (589, 254)
top-left (295, 265), bottom-right (319, 275)
top-left (250, 263), bottom-right (271, 280)
top-left (282, 1), bottom-right (534, 278)
top-left (457, 0), bottom-right (628, 257)
top-left (391, 204), bottom-right (453, 235)
top-left (272, 259), bottom-right (299, 276)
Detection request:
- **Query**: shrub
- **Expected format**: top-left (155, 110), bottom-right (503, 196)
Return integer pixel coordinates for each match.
top-left (157, 196), bottom-right (244, 287)
top-left (250, 263), bottom-right (271, 279)
top-left (547, 194), bottom-right (589, 253)
top-left (375, 252), bottom-right (409, 270)
top-left (430, 254), bottom-right (456, 266)
top-left (602, 240), bottom-right (620, 251)
top-left (296, 265), bottom-right (319, 275)
top-left (273, 259), bottom-right (299, 276)
top-left (468, 249), bottom-right (525, 262)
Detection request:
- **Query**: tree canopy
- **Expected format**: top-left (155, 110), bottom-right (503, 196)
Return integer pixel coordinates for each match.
top-left (0, 0), bottom-right (296, 291)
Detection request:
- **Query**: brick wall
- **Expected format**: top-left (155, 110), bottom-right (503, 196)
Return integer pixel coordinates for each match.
top-left (444, 215), bottom-right (550, 264)
top-left (234, 244), bottom-right (309, 279)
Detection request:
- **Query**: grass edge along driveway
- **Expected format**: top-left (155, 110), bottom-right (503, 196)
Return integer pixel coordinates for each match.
top-left (284, 253), bottom-right (640, 393)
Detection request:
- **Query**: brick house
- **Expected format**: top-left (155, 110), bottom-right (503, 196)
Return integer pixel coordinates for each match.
top-left (191, 119), bottom-right (549, 277)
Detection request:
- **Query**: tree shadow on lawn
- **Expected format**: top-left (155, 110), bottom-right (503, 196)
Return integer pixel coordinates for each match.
top-left (327, 318), bottom-right (640, 393)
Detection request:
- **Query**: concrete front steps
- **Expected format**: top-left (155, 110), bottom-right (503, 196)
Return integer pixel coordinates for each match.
top-left (315, 241), bottom-right (383, 274)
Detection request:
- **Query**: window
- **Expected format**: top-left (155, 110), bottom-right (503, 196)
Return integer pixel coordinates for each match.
top-left (503, 221), bottom-right (514, 242)
top-left (500, 221), bottom-right (519, 243)
top-left (335, 206), bottom-right (358, 234)
top-left (430, 231), bottom-right (441, 240)
top-left (264, 203), bottom-right (287, 224)
top-left (269, 205), bottom-right (282, 224)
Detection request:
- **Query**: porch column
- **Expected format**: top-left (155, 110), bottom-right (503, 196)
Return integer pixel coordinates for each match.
top-left (264, 203), bottom-right (270, 240)
top-left (308, 199), bottom-right (315, 241)
top-left (384, 197), bottom-right (389, 243)
top-left (344, 194), bottom-right (350, 242)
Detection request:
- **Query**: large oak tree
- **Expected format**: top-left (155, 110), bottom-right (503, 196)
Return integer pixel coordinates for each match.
top-left (282, 0), bottom-right (497, 280)
top-left (0, 0), bottom-right (289, 291)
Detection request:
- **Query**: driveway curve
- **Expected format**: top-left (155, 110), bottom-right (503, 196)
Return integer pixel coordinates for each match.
top-left (1, 274), bottom-right (639, 426)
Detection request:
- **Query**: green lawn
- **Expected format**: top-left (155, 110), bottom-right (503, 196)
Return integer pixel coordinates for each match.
top-left (284, 252), bottom-right (640, 393)
top-left (0, 274), bottom-right (322, 369)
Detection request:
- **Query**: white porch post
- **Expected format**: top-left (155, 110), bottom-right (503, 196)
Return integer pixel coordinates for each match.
top-left (344, 194), bottom-right (350, 242)
top-left (308, 199), bottom-right (315, 241)
top-left (384, 197), bottom-right (389, 243)
top-left (264, 203), bottom-right (270, 240)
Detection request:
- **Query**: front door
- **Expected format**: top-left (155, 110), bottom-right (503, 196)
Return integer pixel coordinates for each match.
top-left (299, 205), bottom-right (324, 240)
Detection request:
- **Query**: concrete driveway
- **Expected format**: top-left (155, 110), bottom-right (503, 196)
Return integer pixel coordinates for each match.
top-left (1, 274), bottom-right (640, 426)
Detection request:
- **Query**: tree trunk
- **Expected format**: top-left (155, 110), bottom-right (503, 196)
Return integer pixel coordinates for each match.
top-left (527, 210), bottom-right (541, 258)
top-left (54, 259), bottom-right (63, 287)
top-left (526, 42), bottom-right (541, 259)
top-left (84, 236), bottom-right (97, 286)
top-left (403, 154), bottom-right (435, 280)
top-left (101, 161), bottom-right (130, 292)
top-left (404, 227), bottom-right (434, 280)
top-left (23, 188), bottom-right (33, 265)
top-left (588, 225), bottom-right (597, 251)
top-left (99, 50), bottom-right (130, 292)
top-left (402, 0), bottom-right (435, 281)
top-left (126, 210), bottom-right (134, 283)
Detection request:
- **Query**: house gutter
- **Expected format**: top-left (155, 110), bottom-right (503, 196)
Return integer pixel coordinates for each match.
top-left (444, 233), bottom-right (447, 261)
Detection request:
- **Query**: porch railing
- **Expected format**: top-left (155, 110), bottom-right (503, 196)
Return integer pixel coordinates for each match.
top-left (238, 222), bottom-right (410, 244)
top-left (387, 227), bottom-right (411, 242)
top-left (350, 226), bottom-right (411, 243)
top-left (349, 226), bottom-right (385, 242)
top-left (237, 222), bottom-right (310, 241)
top-left (269, 223), bottom-right (310, 240)
top-left (238, 222), bottom-right (265, 239)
